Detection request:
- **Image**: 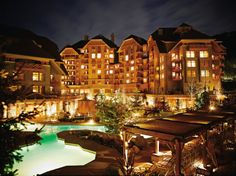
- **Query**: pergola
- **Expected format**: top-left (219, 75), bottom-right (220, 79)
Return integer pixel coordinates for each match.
top-left (122, 110), bottom-right (235, 175)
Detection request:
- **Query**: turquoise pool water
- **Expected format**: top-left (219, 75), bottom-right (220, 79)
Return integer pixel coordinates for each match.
top-left (13, 124), bottom-right (106, 176)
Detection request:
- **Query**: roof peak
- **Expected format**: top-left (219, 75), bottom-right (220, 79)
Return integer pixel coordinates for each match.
top-left (179, 23), bottom-right (192, 27)
top-left (91, 34), bottom-right (117, 48)
top-left (124, 34), bottom-right (146, 45)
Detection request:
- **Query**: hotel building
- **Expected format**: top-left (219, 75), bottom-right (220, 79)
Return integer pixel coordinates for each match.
top-left (117, 35), bottom-right (148, 93)
top-left (0, 37), bottom-right (67, 96)
top-left (61, 24), bottom-right (225, 103)
top-left (60, 34), bottom-right (118, 95)
top-left (148, 23), bottom-right (225, 95)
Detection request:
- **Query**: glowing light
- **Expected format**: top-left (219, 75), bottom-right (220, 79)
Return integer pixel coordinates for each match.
top-left (125, 55), bottom-right (129, 61)
top-left (193, 161), bottom-right (205, 169)
top-left (109, 54), bottom-right (114, 58)
top-left (209, 105), bottom-right (216, 111)
top-left (85, 119), bottom-right (96, 125)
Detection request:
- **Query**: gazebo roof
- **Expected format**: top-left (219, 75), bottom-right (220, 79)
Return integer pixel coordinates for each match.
top-left (123, 110), bottom-right (235, 142)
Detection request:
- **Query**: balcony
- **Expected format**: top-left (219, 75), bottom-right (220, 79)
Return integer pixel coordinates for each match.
top-left (172, 76), bottom-right (182, 81)
top-left (136, 49), bottom-right (143, 53)
top-left (137, 73), bottom-right (143, 78)
top-left (171, 57), bottom-right (181, 62)
top-left (172, 67), bottom-right (182, 72)
top-left (212, 66), bottom-right (219, 70)
top-left (220, 63), bottom-right (225, 67)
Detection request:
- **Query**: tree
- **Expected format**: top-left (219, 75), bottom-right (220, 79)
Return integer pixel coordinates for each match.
top-left (195, 90), bottom-right (210, 110)
top-left (95, 92), bottom-right (146, 134)
top-left (0, 64), bottom-right (40, 175)
top-left (95, 92), bottom-right (131, 134)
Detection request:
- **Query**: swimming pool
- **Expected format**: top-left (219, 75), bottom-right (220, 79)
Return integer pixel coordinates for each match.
top-left (13, 124), bottom-right (106, 176)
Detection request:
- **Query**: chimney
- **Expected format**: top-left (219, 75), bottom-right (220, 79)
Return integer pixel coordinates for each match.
top-left (84, 35), bottom-right (89, 40)
top-left (111, 33), bottom-right (115, 42)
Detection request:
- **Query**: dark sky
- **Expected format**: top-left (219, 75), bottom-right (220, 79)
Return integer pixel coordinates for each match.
top-left (1, 0), bottom-right (235, 49)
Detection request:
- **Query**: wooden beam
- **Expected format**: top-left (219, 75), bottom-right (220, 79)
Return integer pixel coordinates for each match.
top-left (175, 139), bottom-right (183, 176)
top-left (123, 126), bottom-right (180, 142)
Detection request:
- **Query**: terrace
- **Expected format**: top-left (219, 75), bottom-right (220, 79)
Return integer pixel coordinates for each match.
top-left (122, 109), bottom-right (236, 175)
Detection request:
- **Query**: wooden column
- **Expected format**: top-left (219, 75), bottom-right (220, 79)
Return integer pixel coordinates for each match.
top-left (155, 138), bottom-right (160, 155)
top-left (122, 130), bottom-right (127, 166)
top-left (175, 139), bottom-right (182, 176)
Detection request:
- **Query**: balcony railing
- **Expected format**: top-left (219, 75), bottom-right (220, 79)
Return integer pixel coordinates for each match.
top-left (172, 67), bottom-right (182, 72)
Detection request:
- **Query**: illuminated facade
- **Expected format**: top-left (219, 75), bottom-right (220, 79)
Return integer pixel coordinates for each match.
top-left (61, 24), bottom-right (225, 101)
top-left (1, 39), bottom-right (67, 96)
top-left (60, 35), bottom-right (118, 95)
top-left (117, 35), bottom-right (148, 93)
top-left (148, 23), bottom-right (225, 95)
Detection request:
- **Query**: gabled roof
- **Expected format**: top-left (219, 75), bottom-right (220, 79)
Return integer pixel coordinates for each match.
top-left (124, 35), bottom-right (147, 45)
top-left (0, 25), bottom-right (62, 61)
top-left (151, 23), bottom-right (213, 53)
top-left (91, 34), bottom-right (117, 48)
top-left (72, 40), bottom-right (89, 49)
top-left (1, 38), bottom-right (55, 59)
top-left (60, 45), bottom-right (80, 55)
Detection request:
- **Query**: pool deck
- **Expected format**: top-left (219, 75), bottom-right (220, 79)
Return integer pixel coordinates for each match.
top-left (40, 130), bottom-right (121, 176)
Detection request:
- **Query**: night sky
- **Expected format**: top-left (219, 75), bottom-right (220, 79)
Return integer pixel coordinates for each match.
top-left (1, 0), bottom-right (235, 49)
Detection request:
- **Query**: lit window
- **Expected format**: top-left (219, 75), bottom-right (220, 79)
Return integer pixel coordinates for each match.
top-left (97, 53), bottom-right (101, 58)
top-left (212, 73), bottom-right (216, 79)
top-left (109, 54), bottom-right (114, 58)
top-left (50, 86), bottom-right (53, 92)
top-left (50, 75), bottom-right (53, 81)
top-left (161, 65), bottom-right (164, 70)
top-left (172, 62), bottom-right (176, 67)
top-left (200, 51), bottom-right (209, 58)
top-left (131, 66), bottom-right (134, 71)
top-left (161, 73), bottom-right (164, 79)
top-left (126, 79), bottom-right (130, 84)
top-left (126, 73), bottom-right (130, 77)
top-left (97, 70), bottom-right (101, 74)
top-left (81, 65), bottom-right (85, 69)
top-left (172, 72), bottom-right (176, 77)
top-left (32, 85), bottom-right (42, 93)
top-left (106, 70), bottom-right (109, 74)
top-left (143, 78), bottom-right (147, 83)
top-left (171, 53), bottom-right (178, 60)
top-left (91, 53), bottom-right (96, 59)
top-left (186, 51), bottom-right (195, 58)
top-left (125, 55), bottom-right (129, 61)
top-left (187, 70), bottom-right (196, 77)
top-left (109, 70), bottom-right (113, 74)
top-left (80, 49), bottom-right (84, 53)
top-left (32, 72), bottom-right (43, 81)
top-left (160, 56), bottom-right (164, 63)
top-left (187, 60), bottom-right (196, 67)
top-left (201, 70), bottom-right (209, 77)
top-left (212, 64), bottom-right (215, 69)
top-left (130, 60), bottom-right (134, 64)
